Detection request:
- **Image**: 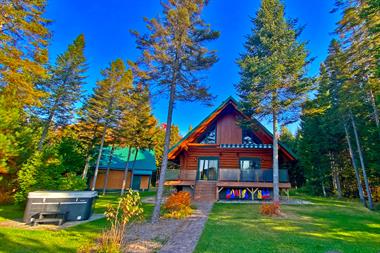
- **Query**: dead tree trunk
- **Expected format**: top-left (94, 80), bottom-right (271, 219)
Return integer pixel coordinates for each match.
top-left (121, 147), bottom-right (132, 195)
top-left (91, 125), bottom-right (107, 191)
top-left (344, 123), bottom-right (366, 206)
top-left (102, 144), bottom-right (116, 195)
top-left (129, 148), bottom-right (139, 189)
top-left (350, 112), bottom-right (374, 209)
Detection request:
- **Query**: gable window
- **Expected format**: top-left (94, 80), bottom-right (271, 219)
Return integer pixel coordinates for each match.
top-left (198, 125), bottom-right (216, 144)
top-left (242, 128), bottom-right (262, 144)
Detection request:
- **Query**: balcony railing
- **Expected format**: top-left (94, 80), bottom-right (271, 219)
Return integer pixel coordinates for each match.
top-left (165, 168), bottom-right (289, 182)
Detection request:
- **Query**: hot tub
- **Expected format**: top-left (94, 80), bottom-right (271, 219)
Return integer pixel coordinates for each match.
top-left (24, 191), bottom-right (98, 224)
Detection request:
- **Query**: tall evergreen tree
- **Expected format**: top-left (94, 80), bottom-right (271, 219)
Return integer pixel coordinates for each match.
top-left (119, 84), bottom-right (157, 194)
top-left (0, 0), bottom-right (50, 107)
top-left (81, 59), bottom-right (133, 190)
top-left (236, 0), bottom-right (309, 202)
top-left (133, 0), bottom-right (219, 223)
top-left (37, 35), bottom-right (87, 150)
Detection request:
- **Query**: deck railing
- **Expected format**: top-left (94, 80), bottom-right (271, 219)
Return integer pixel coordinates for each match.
top-left (165, 169), bottom-right (196, 181)
top-left (165, 168), bottom-right (289, 182)
top-left (219, 168), bottom-right (289, 182)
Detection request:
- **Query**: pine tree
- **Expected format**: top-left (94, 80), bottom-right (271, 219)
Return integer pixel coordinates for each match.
top-left (236, 0), bottom-right (309, 203)
top-left (128, 84), bottom-right (157, 190)
top-left (0, 0), bottom-right (50, 107)
top-left (37, 34), bottom-right (87, 150)
top-left (81, 59), bottom-right (133, 190)
top-left (119, 84), bottom-right (157, 195)
top-left (133, 0), bottom-right (219, 223)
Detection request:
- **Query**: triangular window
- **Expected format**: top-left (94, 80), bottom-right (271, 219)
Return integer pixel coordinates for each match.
top-left (242, 128), bottom-right (262, 144)
top-left (198, 125), bottom-right (216, 144)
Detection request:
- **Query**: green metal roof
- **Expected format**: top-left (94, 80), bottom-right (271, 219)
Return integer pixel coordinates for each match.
top-left (97, 147), bottom-right (156, 173)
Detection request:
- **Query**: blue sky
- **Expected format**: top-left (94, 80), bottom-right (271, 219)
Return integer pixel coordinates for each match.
top-left (45, 1), bottom-right (340, 136)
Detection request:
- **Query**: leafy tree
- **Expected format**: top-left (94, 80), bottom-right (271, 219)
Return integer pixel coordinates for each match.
top-left (236, 0), bottom-right (310, 202)
top-left (133, 0), bottom-right (219, 222)
top-left (37, 34), bottom-right (87, 150)
top-left (0, 0), bottom-right (50, 108)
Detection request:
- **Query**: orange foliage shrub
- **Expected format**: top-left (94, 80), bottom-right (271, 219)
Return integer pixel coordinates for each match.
top-left (260, 202), bottom-right (281, 216)
top-left (164, 191), bottom-right (192, 219)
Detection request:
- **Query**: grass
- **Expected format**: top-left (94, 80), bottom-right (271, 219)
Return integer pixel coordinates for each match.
top-left (195, 196), bottom-right (380, 253)
top-left (0, 191), bottom-right (155, 253)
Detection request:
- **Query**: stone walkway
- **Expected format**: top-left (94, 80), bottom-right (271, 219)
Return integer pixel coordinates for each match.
top-left (159, 202), bottom-right (213, 253)
top-left (124, 201), bottom-right (213, 253)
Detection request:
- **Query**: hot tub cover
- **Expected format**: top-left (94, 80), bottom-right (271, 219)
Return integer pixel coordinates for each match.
top-left (28, 191), bottom-right (98, 199)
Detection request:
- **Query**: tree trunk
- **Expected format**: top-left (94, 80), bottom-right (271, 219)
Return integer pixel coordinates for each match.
top-left (334, 170), bottom-right (342, 199)
top-left (272, 110), bottom-right (280, 203)
top-left (350, 112), bottom-right (374, 209)
top-left (330, 153), bottom-right (342, 199)
top-left (102, 144), bottom-right (116, 195)
top-left (82, 123), bottom-right (100, 179)
top-left (91, 125), bottom-right (107, 191)
top-left (344, 123), bottom-right (366, 206)
top-left (321, 180), bottom-right (327, 197)
top-left (121, 147), bottom-right (132, 195)
top-left (38, 110), bottom-right (55, 150)
top-left (369, 89), bottom-right (380, 128)
top-left (152, 82), bottom-right (176, 223)
top-left (129, 148), bottom-right (139, 189)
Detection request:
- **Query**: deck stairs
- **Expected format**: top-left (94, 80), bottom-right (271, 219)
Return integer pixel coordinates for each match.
top-left (194, 180), bottom-right (217, 202)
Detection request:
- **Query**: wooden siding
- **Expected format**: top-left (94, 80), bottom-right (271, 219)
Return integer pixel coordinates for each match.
top-left (140, 176), bottom-right (149, 190)
top-left (216, 112), bottom-right (242, 144)
top-left (92, 170), bottom-right (151, 190)
top-left (180, 146), bottom-right (273, 170)
top-left (92, 170), bottom-right (131, 190)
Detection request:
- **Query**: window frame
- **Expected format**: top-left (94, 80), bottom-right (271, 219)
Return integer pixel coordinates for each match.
top-left (197, 124), bottom-right (217, 144)
top-left (197, 156), bottom-right (219, 181)
top-left (239, 157), bottom-right (261, 170)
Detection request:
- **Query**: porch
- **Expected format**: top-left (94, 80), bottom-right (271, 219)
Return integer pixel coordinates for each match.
top-left (164, 168), bottom-right (291, 201)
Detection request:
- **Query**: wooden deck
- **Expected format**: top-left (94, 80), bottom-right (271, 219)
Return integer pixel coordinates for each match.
top-left (216, 181), bottom-right (291, 189)
top-left (164, 180), bottom-right (290, 189)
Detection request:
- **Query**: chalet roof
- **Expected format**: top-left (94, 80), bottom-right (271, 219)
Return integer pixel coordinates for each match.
top-left (97, 146), bottom-right (156, 174)
top-left (168, 96), bottom-right (297, 161)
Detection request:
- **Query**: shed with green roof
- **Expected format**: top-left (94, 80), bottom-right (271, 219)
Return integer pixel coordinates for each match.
top-left (91, 146), bottom-right (156, 191)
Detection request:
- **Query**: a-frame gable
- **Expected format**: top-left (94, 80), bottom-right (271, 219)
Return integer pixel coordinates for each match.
top-left (168, 97), bottom-right (296, 161)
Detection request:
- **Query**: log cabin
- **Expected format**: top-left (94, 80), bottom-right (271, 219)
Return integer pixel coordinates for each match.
top-left (164, 97), bottom-right (296, 201)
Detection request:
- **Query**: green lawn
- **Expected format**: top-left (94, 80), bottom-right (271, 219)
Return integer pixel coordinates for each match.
top-left (0, 191), bottom-right (155, 253)
top-left (195, 197), bottom-right (380, 253)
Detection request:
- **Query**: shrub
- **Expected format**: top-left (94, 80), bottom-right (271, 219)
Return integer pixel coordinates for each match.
top-left (260, 202), bottom-right (281, 216)
top-left (79, 189), bottom-right (144, 253)
top-left (163, 191), bottom-right (192, 219)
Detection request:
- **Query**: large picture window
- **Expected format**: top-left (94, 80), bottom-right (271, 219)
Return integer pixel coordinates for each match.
top-left (240, 158), bottom-right (260, 181)
top-left (198, 157), bottom-right (218, 180)
top-left (197, 125), bottom-right (216, 144)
